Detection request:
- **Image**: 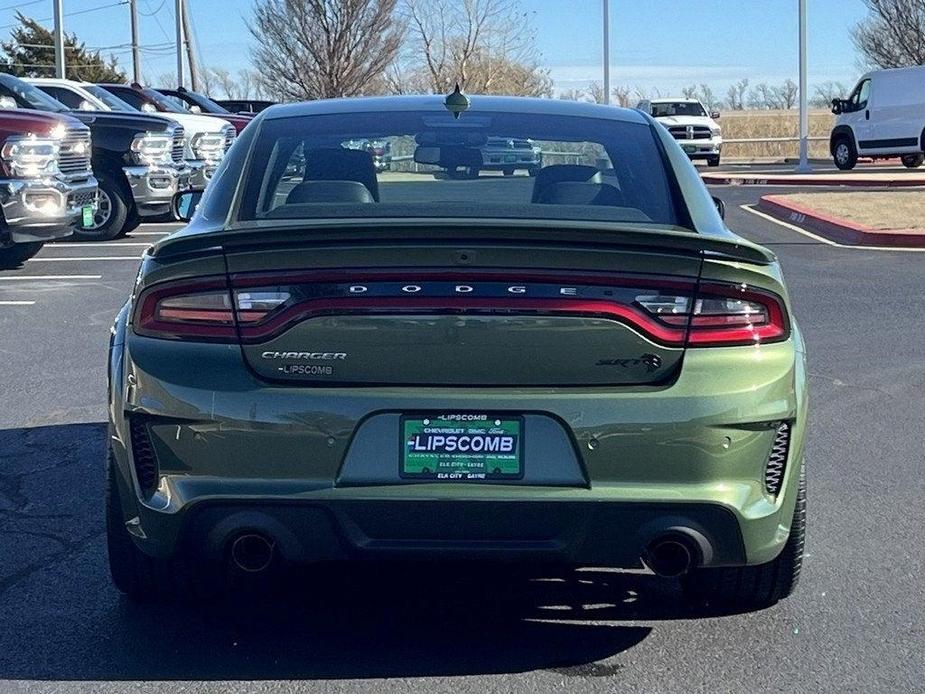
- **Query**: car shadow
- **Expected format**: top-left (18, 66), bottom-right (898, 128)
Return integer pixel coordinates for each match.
top-left (0, 422), bottom-right (752, 682)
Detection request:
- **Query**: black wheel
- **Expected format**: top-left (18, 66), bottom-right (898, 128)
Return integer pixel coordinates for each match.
top-left (0, 241), bottom-right (43, 268)
top-left (683, 462), bottom-right (806, 609)
top-left (527, 166), bottom-right (539, 177)
top-left (106, 447), bottom-right (207, 601)
top-left (502, 167), bottom-right (515, 176)
top-left (72, 174), bottom-right (131, 241)
top-left (900, 153), bottom-right (924, 169)
top-left (833, 137), bottom-right (858, 170)
top-left (707, 155), bottom-right (721, 167)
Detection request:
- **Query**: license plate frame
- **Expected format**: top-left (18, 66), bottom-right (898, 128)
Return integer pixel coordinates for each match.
top-left (400, 413), bottom-right (524, 481)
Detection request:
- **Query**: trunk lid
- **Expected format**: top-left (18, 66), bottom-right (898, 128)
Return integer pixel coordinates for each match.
top-left (211, 225), bottom-right (730, 387)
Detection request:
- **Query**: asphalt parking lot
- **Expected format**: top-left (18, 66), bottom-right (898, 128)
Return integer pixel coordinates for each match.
top-left (1, 182), bottom-right (924, 693)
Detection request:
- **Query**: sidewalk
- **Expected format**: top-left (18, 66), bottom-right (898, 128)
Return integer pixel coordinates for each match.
top-left (757, 193), bottom-right (925, 247)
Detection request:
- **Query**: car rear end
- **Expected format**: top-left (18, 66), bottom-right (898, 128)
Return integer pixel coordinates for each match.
top-left (106, 97), bottom-right (806, 604)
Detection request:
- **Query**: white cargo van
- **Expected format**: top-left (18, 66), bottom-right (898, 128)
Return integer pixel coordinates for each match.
top-left (830, 66), bottom-right (925, 170)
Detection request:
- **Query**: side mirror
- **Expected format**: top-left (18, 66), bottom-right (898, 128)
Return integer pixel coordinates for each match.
top-left (831, 98), bottom-right (843, 115)
top-left (171, 189), bottom-right (204, 222)
top-left (0, 95), bottom-right (17, 109)
top-left (710, 110), bottom-right (721, 120)
top-left (712, 196), bottom-right (726, 220)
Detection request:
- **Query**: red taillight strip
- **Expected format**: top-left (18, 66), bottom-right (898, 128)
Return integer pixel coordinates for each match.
top-left (235, 297), bottom-right (689, 345)
top-left (133, 276), bottom-right (236, 340)
top-left (687, 283), bottom-right (789, 346)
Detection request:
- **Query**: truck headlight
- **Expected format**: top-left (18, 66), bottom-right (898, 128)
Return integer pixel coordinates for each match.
top-left (130, 133), bottom-right (173, 165)
top-left (191, 132), bottom-right (227, 162)
top-left (710, 127), bottom-right (722, 137)
top-left (1, 136), bottom-right (60, 177)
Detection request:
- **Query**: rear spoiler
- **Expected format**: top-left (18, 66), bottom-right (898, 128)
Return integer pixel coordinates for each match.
top-left (153, 218), bottom-right (777, 265)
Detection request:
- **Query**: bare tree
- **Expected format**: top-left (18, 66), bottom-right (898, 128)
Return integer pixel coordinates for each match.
top-left (249, 0), bottom-right (404, 100)
top-left (772, 78), bottom-right (799, 109)
top-left (697, 83), bottom-right (718, 110)
top-left (680, 84), bottom-right (698, 99)
top-left (853, 0), bottom-right (925, 68)
top-left (557, 88), bottom-right (587, 101)
top-left (748, 82), bottom-right (774, 109)
top-left (611, 85), bottom-right (631, 107)
top-left (398, 0), bottom-right (551, 96)
top-left (725, 78), bottom-right (749, 110)
top-left (812, 81), bottom-right (848, 108)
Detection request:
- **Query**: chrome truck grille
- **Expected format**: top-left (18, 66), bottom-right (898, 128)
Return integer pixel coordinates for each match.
top-left (171, 125), bottom-right (186, 164)
top-left (58, 127), bottom-right (93, 178)
top-left (668, 125), bottom-right (712, 140)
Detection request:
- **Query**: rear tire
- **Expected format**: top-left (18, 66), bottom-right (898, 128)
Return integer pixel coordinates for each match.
top-left (833, 137), bottom-right (858, 170)
top-left (900, 153), bottom-right (924, 169)
top-left (707, 155), bottom-right (721, 167)
top-left (0, 241), bottom-right (43, 268)
top-left (72, 174), bottom-right (131, 241)
top-left (106, 447), bottom-right (207, 601)
top-left (683, 462), bottom-right (806, 609)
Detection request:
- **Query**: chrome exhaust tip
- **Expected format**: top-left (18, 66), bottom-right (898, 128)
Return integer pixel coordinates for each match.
top-left (642, 537), bottom-right (695, 577)
top-left (229, 532), bottom-right (275, 573)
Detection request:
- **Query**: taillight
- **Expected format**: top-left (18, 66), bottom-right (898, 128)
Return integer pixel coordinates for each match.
top-left (635, 282), bottom-right (789, 347)
top-left (134, 279), bottom-right (237, 340)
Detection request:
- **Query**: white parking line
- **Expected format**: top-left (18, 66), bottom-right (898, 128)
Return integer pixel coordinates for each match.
top-left (128, 231), bottom-right (172, 236)
top-left (50, 242), bottom-right (151, 248)
top-left (740, 205), bottom-right (925, 253)
top-left (0, 274), bottom-right (102, 281)
top-left (27, 256), bottom-right (143, 262)
top-left (0, 300), bottom-right (35, 306)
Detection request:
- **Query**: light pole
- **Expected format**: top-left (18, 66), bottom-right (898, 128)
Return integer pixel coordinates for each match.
top-left (175, 0), bottom-right (184, 88)
top-left (796, 0), bottom-right (811, 172)
top-left (602, 0), bottom-right (611, 104)
top-left (129, 0), bottom-right (141, 84)
top-left (52, 0), bottom-right (65, 78)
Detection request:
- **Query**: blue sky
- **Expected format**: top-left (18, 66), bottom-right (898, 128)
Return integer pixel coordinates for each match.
top-left (0, 0), bottom-right (870, 94)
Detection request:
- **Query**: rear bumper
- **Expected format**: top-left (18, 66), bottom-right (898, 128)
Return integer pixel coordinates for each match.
top-left (0, 175), bottom-right (98, 242)
top-left (123, 164), bottom-right (190, 217)
top-left (110, 331), bottom-right (808, 569)
top-left (151, 496), bottom-right (747, 568)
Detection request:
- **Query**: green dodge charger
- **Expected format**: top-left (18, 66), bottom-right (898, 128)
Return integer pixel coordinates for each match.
top-left (106, 94), bottom-right (807, 607)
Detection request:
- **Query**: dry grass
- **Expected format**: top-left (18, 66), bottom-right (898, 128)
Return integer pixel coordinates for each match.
top-left (720, 110), bottom-right (834, 160)
top-left (779, 191), bottom-right (925, 230)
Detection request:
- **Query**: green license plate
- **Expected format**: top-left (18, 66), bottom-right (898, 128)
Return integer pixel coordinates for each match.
top-left (683, 144), bottom-right (697, 154)
top-left (81, 205), bottom-right (94, 228)
top-left (401, 413), bottom-right (523, 480)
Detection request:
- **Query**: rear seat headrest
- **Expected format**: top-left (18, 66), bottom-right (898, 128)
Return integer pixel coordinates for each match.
top-left (286, 180), bottom-right (375, 204)
top-left (533, 181), bottom-right (625, 207)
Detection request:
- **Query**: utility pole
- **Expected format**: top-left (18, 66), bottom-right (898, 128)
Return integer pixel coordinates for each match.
top-left (602, 0), bottom-right (610, 104)
top-left (129, 0), bottom-right (141, 84)
top-left (52, 0), bottom-right (65, 78)
top-left (796, 0), bottom-right (811, 172)
top-left (175, 0), bottom-right (185, 88)
top-left (180, 1), bottom-right (200, 91)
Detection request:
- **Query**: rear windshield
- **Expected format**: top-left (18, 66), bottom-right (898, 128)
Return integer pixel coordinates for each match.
top-left (237, 110), bottom-right (681, 227)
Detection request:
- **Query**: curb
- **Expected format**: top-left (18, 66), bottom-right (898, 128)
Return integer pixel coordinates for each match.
top-left (703, 173), bottom-right (925, 187)
top-left (757, 195), bottom-right (925, 247)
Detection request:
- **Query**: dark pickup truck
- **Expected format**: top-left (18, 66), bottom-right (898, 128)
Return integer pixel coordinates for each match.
top-left (0, 107), bottom-right (98, 266)
top-left (0, 73), bottom-right (189, 240)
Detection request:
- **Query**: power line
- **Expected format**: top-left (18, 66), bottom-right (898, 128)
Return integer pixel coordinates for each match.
top-left (0, 0), bottom-right (43, 12)
top-left (0, 2), bottom-right (129, 30)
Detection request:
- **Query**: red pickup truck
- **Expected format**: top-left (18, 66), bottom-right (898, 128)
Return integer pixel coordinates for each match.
top-left (0, 107), bottom-right (98, 267)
